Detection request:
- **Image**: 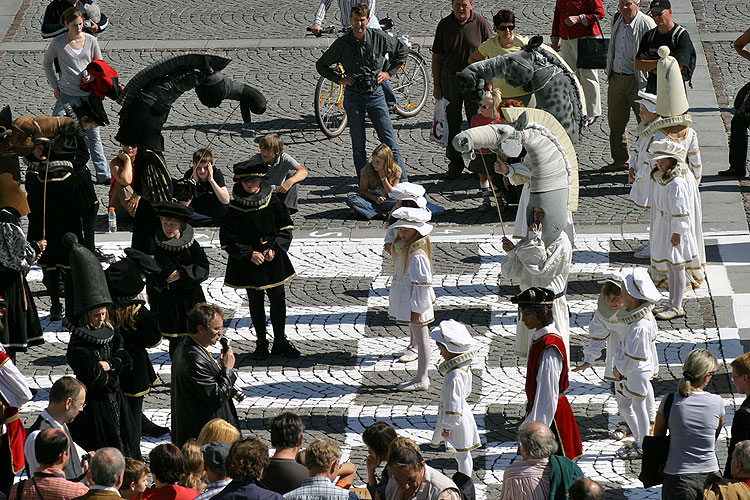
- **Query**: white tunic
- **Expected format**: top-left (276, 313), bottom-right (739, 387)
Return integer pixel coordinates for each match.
top-left (388, 239), bottom-right (435, 325)
top-left (627, 135), bottom-right (653, 208)
top-left (431, 359), bottom-right (481, 452)
top-left (648, 165), bottom-right (705, 288)
top-left (501, 232), bottom-right (572, 357)
top-left (649, 128), bottom-right (702, 184)
top-left (613, 304), bottom-right (659, 398)
top-left (582, 296), bottom-right (624, 381)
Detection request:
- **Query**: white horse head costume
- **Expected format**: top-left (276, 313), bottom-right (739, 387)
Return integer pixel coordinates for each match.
top-left (452, 109), bottom-right (578, 246)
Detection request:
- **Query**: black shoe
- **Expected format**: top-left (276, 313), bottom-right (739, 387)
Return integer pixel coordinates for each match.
top-left (718, 168), bottom-right (747, 178)
top-left (141, 416), bottom-right (169, 438)
top-left (49, 303), bottom-right (63, 321)
top-left (271, 341), bottom-right (301, 358)
top-left (442, 169), bottom-right (462, 181)
top-left (93, 247), bottom-right (114, 263)
top-left (251, 341), bottom-right (269, 360)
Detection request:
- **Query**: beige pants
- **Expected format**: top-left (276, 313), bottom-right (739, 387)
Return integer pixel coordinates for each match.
top-left (110, 183), bottom-right (136, 221)
top-left (560, 38), bottom-right (602, 117)
top-left (607, 73), bottom-right (641, 164)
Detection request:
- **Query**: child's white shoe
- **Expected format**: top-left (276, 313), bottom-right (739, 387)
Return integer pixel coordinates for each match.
top-left (396, 348), bottom-right (418, 363)
top-left (634, 241), bottom-right (650, 259)
top-left (397, 379), bottom-right (430, 391)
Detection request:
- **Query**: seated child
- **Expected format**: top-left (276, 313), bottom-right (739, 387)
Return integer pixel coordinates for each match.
top-left (120, 458), bottom-right (149, 500)
top-left (248, 133), bottom-right (308, 215)
top-left (109, 143), bottom-right (138, 222)
top-left (182, 148), bottom-right (229, 227)
top-left (346, 143), bottom-right (401, 221)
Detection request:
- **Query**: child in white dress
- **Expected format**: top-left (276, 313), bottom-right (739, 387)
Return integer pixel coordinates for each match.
top-left (647, 140), bottom-right (704, 320)
top-left (628, 91), bottom-right (658, 259)
top-left (429, 320), bottom-right (481, 476)
top-left (387, 207), bottom-right (436, 391)
top-left (613, 267), bottom-right (660, 459)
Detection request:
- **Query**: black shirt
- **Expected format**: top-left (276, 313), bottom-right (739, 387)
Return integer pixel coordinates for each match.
top-left (182, 166), bottom-right (226, 213)
top-left (637, 24), bottom-right (694, 93)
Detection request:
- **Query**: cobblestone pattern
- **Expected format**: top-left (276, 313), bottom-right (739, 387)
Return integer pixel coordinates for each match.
top-left (692, 0), bottom-right (750, 33)
top-left (15, 234), bottom-right (744, 500)
top-left (0, 46), bottom-right (646, 231)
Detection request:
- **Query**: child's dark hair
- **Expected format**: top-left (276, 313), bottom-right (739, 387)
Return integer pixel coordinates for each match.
top-left (651, 157), bottom-right (678, 181)
top-left (601, 281), bottom-right (621, 298)
top-left (192, 148), bottom-right (213, 165)
top-left (123, 458), bottom-right (149, 490)
top-left (362, 421), bottom-right (398, 463)
top-left (519, 304), bottom-right (554, 327)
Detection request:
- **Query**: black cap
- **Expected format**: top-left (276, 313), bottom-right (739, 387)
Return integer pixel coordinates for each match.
top-left (649, 0), bottom-right (671, 12)
top-left (233, 156), bottom-right (268, 180)
top-left (201, 441), bottom-right (231, 474)
top-left (511, 287), bottom-right (555, 306)
top-left (153, 201), bottom-right (194, 222)
top-left (124, 248), bottom-right (161, 275)
top-left (75, 96), bottom-right (109, 126)
top-left (105, 259), bottom-right (146, 303)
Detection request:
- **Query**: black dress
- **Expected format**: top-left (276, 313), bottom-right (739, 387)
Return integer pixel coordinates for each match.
top-left (220, 182), bottom-right (295, 290)
top-left (118, 304), bottom-right (162, 397)
top-left (66, 328), bottom-right (142, 459)
top-left (0, 208), bottom-right (43, 353)
top-left (148, 226), bottom-right (208, 338)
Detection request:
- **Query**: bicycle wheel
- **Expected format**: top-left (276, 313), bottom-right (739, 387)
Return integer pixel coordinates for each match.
top-left (392, 51), bottom-right (429, 118)
top-left (314, 76), bottom-right (348, 138)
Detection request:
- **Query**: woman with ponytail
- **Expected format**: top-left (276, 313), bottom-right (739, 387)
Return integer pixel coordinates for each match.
top-left (653, 349), bottom-right (725, 500)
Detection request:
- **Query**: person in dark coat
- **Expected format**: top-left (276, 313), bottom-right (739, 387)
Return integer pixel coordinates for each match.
top-left (171, 303), bottom-right (239, 447)
top-left (212, 437), bottom-right (282, 500)
top-left (220, 158), bottom-right (298, 360)
top-left (63, 233), bottom-right (141, 460)
top-left (0, 164), bottom-right (44, 358)
top-left (105, 248), bottom-right (168, 440)
top-left (41, 0), bottom-right (109, 38)
top-left (148, 201), bottom-right (208, 359)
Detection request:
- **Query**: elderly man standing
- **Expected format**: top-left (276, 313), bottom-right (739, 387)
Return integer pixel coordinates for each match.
top-left (71, 448), bottom-right (126, 500)
top-left (601, 0), bottom-right (655, 172)
top-left (171, 303), bottom-right (240, 447)
top-left (704, 440), bottom-right (750, 499)
top-left (500, 422), bottom-right (583, 500)
top-left (432, 0), bottom-right (492, 181)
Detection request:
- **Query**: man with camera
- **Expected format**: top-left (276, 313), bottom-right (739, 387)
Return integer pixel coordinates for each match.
top-left (171, 303), bottom-right (240, 447)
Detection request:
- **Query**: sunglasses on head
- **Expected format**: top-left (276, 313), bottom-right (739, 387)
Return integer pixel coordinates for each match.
top-left (495, 25), bottom-right (515, 31)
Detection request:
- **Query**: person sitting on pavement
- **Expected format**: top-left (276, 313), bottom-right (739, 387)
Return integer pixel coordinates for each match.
top-left (261, 413), bottom-right (308, 495)
top-left (72, 448), bottom-right (126, 500)
top-left (284, 439), bottom-right (358, 500)
top-left (725, 352), bottom-right (750, 478)
top-left (195, 442), bottom-right (232, 500)
top-left (212, 438), bottom-right (282, 500)
top-left (10, 429), bottom-right (89, 500)
top-left (25, 376), bottom-right (89, 481)
top-left (384, 438), bottom-right (460, 500)
top-left (183, 149), bottom-right (229, 227)
top-left (704, 440), bottom-right (750, 500)
top-left (362, 421), bottom-right (397, 500)
top-left (346, 143), bottom-right (401, 221)
top-left (136, 444), bottom-right (199, 500)
top-left (109, 143), bottom-right (138, 222)
top-left (41, 0), bottom-right (108, 39)
top-left (499, 421), bottom-right (583, 500)
top-left (246, 134), bottom-right (308, 216)
top-left (119, 459), bottom-right (149, 500)
top-left (567, 478), bottom-right (604, 500)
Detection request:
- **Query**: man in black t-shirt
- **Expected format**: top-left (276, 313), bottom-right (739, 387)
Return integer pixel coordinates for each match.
top-left (635, 0), bottom-right (695, 94)
top-left (183, 148), bottom-right (229, 227)
top-left (261, 413), bottom-right (308, 494)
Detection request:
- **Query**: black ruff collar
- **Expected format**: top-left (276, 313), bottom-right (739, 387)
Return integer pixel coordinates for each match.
top-left (231, 181), bottom-right (272, 211)
top-left (64, 318), bottom-right (115, 344)
top-left (155, 224), bottom-right (195, 252)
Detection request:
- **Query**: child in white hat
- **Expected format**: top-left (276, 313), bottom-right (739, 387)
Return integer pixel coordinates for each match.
top-left (384, 183), bottom-right (444, 255)
top-left (612, 267), bottom-right (660, 459)
top-left (628, 91), bottom-right (658, 259)
top-left (647, 139), bottom-right (704, 320)
top-left (387, 207), bottom-right (435, 391)
top-left (429, 319), bottom-right (481, 476)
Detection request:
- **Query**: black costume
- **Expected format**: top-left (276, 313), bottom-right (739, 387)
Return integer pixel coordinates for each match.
top-left (62, 233), bottom-right (141, 460)
top-left (148, 202), bottom-right (208, 358)
top-left (41, 0), bottom-right (109, 39)
top-left (129, 148), bottom-right (173, 254)
top-left (0, 168), bottom-right (44, 355)
top-left (105, 248), bottom-right (163, 440)
top-left (220, 159), bottom-right (297, 359)
top-left (171, 335), bottom-right (240, 447)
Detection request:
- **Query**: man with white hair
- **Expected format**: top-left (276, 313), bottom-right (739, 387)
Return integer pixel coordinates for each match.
top-left (500, 422), bottom-right (582, 500)
top-left (704, 440), bottom-right (750, 499)
top-left (602, 0), bottom-right (655, 172)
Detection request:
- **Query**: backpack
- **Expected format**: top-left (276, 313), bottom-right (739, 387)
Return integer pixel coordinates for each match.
top-left (647, 24), bottom-right (697, 88)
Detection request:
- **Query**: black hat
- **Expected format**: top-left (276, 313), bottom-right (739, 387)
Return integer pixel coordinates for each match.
top-left (511, 287), bottom-right (555, 306)
top-left (106, 250), bottom-right (160, 304)
top-left (124, 248), bottom-right (161, 275)
top-left (649, 0), bottom-right (671, 12)
top-left (74, 96), bottom-right (109, 126)
top-left (153, 201), bottom-right (194, 222)
top-left (201, 441), bottom-right (231, 474)
top-left (63, 232), bottom-right (114, 342)
top-left (233, 156), bottom-right (268, 180)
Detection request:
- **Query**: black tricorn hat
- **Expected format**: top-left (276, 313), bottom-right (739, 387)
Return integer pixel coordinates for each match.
top-left (63, 233), bottom-right (114, 342)
top-left (153, 200), bottom-right (194, 222)
top-left (511, 287), bottom-right (555, 306)
top-left (106, 250), bottom-right (160, 304)
top-left (74, 96), bottom-right (109, 126)
top-left (233, 156), bottom-right (268, 180)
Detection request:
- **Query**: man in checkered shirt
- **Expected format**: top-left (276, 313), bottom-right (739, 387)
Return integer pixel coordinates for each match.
top-left (283, 439), bottom-right (358, 500)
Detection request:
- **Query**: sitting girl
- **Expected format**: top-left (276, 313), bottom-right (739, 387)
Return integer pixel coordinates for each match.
top-left (346, 144), bottom-right (402, 221)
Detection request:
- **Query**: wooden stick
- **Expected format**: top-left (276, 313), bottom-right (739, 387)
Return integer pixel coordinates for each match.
top-left (479, 152), bottom-right (506, 238)
top-left (41, 140), bottom-right (52, 240)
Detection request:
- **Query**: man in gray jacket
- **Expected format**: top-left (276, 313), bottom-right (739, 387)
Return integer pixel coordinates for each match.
top-left (601, 0), bottom-right (655, 172)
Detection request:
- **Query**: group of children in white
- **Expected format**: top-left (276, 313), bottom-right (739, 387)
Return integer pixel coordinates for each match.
top-left (379, 44), bottom-right (707, 476)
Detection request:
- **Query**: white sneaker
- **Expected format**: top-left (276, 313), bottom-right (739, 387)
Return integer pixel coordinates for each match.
top-left (634, 242), bottom-right (650, 259)
top-left (397, 349), bottom-right (418, 363)
top-left (397, 379), bottom-right (429, 391)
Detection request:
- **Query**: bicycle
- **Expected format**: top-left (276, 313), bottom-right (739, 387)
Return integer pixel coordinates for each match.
top-left (309, 18), bottom-right (429, 138)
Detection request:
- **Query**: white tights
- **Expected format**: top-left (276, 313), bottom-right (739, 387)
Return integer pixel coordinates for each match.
top-left (617, 391), bottom-right (650, 448)
top-left (411, 324), bottom-right (430, 384)
top-left (455, 450), bottom-right (473, 476)
top-left (668, 264), bottom-right (686, 310)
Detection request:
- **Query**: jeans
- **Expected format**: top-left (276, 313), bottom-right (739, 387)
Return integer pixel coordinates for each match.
top-left (346, 193), bottom-right (395, 220)
top-left (343, 86), bottom-right (406, 179)
top-left (53, 93), bottom-right (110, 182)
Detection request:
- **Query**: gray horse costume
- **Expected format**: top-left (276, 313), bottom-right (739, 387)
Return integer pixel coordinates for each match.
top-left (456, 36), bottom-right (585, 143)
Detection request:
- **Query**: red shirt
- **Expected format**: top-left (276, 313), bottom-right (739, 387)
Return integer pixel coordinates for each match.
top-left (551, 0), bottom-right (605, 40)
top-left (135, 485), bottom-right (199, 500)
top-left (470, 114), bottom-right (502, 154)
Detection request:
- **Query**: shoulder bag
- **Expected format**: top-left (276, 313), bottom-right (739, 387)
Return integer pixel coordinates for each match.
top-left (639, 392), bottom-right (675, 487)
top-left (576, 17), bottom-right (609, 69)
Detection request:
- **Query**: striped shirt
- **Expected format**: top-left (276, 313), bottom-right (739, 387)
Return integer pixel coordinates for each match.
top-left (9, 468), bottom-right (89, 500)
top-left (499, 458), bottom-right (550, 500)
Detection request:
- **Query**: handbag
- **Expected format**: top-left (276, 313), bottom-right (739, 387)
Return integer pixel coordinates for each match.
top-left (639, 392), bottom-right (675, 487)
top-left (429, 98), bottom-right (449, 147)
top-left (576, 18), bottom-right (608, 69)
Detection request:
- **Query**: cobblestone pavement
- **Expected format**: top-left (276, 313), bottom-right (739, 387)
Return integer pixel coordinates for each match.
top-left (14, 232), bottom-right (750, 500)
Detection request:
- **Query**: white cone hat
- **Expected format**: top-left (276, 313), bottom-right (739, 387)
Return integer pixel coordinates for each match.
top-left (656, 46), bottom-right (689, 117)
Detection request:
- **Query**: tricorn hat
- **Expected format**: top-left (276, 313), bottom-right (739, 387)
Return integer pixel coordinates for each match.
top-left (511, 287), bottom-right (556, 306)
top-left (105, 249), bottom-right (160, 304)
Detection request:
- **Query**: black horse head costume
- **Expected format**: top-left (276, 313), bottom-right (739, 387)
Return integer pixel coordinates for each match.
top-left (115, 53), bottom-right (267, 151)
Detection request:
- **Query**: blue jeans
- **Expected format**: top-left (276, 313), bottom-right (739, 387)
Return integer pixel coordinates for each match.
top-left (53, 93), bottom-right (110, 182)
top-left (343, 86), bottom-right (406, 179)
top-left (346, 193), bottom-right (395, 220)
